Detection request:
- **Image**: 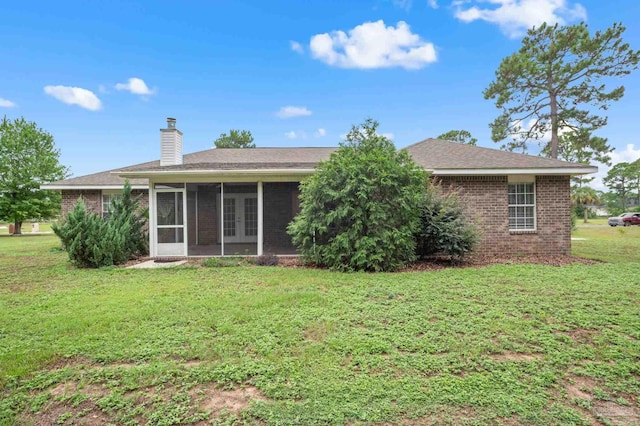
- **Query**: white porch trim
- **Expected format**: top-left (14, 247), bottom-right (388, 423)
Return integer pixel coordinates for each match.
top-left (257, 181), bottom-right (263, 256)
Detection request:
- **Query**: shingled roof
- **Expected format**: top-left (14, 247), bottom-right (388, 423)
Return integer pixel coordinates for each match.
top-left (44, 140), bottom-right (596, 189)
top-left (405, 139), bottom-right (597, 174)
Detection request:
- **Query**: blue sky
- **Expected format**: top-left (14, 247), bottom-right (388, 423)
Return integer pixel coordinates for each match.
top-left (2, 0), bottom-right (640, 188)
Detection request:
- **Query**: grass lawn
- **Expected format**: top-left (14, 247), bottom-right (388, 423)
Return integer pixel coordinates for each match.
top-left (572, 219), bottom-right (640, 263)
top-left (0, 222), bottom-right (54, 235)
top-left (0, 230), bottom-right (639, 425)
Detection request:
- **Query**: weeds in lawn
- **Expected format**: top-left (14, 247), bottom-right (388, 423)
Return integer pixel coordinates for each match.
top-left (0, 232), bottom-right (638, 425)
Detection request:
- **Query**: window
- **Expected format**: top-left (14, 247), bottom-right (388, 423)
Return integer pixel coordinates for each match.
top-left (508, 182), bottom-right (535, 230)
top-left (102, 193), bottom-right (121, 219)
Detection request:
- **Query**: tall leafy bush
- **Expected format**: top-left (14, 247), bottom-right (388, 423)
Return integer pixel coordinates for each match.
top-left (415, 182), bottom-right (479, 262)
top-left (288, 119), bottom-right (426, 272)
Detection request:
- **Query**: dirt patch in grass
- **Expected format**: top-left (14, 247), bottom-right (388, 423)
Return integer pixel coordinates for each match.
top-left (561, 375), bottom-right (640, 426)
top-left (593, 401), bottom-right (640, 425)
top-left (554, 328), bottom-right (599, 344)
top-left (197, 384), bottom-right (266, 416)
top-left (18, 398), bottom-right (113, 426)
top-left (565, 375), bottom-right (596, 400)
top-left (489, 352), bottom-right (542, 362)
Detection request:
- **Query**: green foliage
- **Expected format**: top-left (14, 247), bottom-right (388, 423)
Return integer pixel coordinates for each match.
top-left (436, 129), bottom-right (477, 145)
top-left (288, 119), bottom-right (426, 272)
top-left (52, 181), bottom-right (148, 268)
top-left (52, 199), bottom-right (129, 268)
top-left (0, 116), bottom-right (68, 234)
top-left (484, 22), bottom-right (639, 158)
top-left (415, 182), bottom-right (479, 261)
top-left (213, 129), bottom-right (255, 148)
top-left (543, 128), bottom-right (611, 188)
top-left (603, 162), bottom-right (636, 209)
top-left (571, 186), bottom-right (601, 223)
top-left (110, 182), bottom-right (148, 258)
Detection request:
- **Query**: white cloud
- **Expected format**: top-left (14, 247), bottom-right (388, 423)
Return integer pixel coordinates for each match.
top-left (290, 40), bottom-right (304, 54)
top-left (0, 97), bottom-right (16, 108)
top-left (44, 85), bottom-right (102, 111)
top-left (309, 20), bottom-right (437, 70)
top-left (427, 0), bottom-right (438, 9)
top-left (284, 130), bottom-right (307, 140)
top-left (315, 128), bottom-right (327, 138)
top-left (592, 144), bottom-right (640, 190)
top-left (454, 0), bottom-right (587, 38)
top-left (276, 106), bottom-right (312, 119)
top-left (393, 0), bottom-right (413, 11)
top-left (98, 84), bottom-right (109, 94)
top-left (115, 77), bottom-right (156, 96)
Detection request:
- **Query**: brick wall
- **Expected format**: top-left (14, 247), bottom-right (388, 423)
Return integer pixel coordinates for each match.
top-left (438, 175), bottom-right (571, 256)
top-left (61, 189), bottom-right (149, 218)
top-left (264, 182), bottom-right (299, 254)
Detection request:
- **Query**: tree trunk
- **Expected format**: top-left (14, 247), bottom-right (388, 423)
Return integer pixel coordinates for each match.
top-left (548, 73), bottom-right (559, 159)
top-left (14, 221), bottom-right (22, 235)
top-left (583, 205), bottom-right (588, 223)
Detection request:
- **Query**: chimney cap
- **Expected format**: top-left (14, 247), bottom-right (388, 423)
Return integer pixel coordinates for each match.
top-left (166, 117), bottom-right (176, 129)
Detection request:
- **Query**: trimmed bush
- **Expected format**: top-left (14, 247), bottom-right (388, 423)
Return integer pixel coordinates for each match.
top-left (288, 119), bottom-right (426, 272)
top-left (415, 182), bottom-right (479, 262)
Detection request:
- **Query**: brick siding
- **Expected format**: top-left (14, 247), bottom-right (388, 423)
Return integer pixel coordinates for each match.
top-left (61, 189), bottom-right (149, 218)
top-left (438, 175), bottom-right (571, 256)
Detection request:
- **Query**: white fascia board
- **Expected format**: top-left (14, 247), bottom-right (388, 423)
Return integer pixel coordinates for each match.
top-left (431, 167), bottom-right (598, 176)
top-left (41, 184), bottom-right (149, 190)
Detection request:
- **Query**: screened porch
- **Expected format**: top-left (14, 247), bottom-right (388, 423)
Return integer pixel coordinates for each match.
top-left (152, 181), bottom-right (300, 257)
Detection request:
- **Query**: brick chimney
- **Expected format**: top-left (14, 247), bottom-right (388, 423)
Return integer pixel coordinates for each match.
top-left (160, 117), bottom-right (183, 166)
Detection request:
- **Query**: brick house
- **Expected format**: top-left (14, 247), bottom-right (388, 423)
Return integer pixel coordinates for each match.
top-left (43, 118), bottom-right (597, 257)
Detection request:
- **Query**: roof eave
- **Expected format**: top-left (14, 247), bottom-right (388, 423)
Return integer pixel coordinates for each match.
top-left (41, 184), bottom-right (149, 190)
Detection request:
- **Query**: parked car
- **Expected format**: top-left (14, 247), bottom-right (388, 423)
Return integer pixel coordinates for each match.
top-left (608, 212), bottom-right (640, 226)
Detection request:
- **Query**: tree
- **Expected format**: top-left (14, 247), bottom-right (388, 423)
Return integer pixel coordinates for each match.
top-left (436, 130), bottom-right (477, 146)
top-left (603, 162), bottom-right (632, 209)
top-left (214, 129), bottom-right (255, 148)
top-left (484, 22), bottom-right (639, 158)
top-left (288, 119), bottom-right (426, 272)
top-left (0, 116), bottom-right (68, 234)
top-left (571, 186), bottom-right (600, 223)
top-left (542, 128), bottom-right (611, 188)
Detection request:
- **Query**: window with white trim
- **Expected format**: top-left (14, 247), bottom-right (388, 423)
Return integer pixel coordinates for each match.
top-left (508, 182), bottom-right (535, 230)
top-left (102, 193), bottom-right (121, 219)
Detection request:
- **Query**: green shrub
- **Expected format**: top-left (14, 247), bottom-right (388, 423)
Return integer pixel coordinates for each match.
top-left (52, 180), bottom-right (148, 268)
top-left (415, 182), bottom-right (479, 262)
top-left (52, 199), bottom-right (129, 268)
top-left (110, 182), bottom-right (148, 258)
top-left (288, 119), bottom-right (426, 272)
